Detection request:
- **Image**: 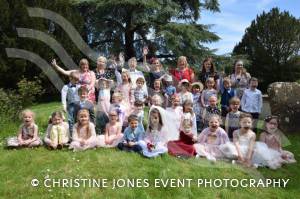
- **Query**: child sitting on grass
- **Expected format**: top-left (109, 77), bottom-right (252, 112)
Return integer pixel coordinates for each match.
top-left (117, 114), bottom-right (144, 153)
top-left (6, 109), bottom-right (42, 148)
top-left (69, 109), bottom-right (98, 152)
top-left (44, 111), bottom-right (70, 150)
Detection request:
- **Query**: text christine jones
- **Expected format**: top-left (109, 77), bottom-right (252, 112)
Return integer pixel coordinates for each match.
top-left (30, 178), bottom-right (290, 189)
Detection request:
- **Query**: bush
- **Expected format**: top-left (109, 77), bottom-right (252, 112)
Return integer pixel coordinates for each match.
top-left (0, 77), bottom-right (45, 123)
top-left (17, 77), bottom-right (45, 107)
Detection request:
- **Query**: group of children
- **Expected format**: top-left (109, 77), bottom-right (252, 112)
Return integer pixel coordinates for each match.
top-left (6, 57), bottom-right (297, 170)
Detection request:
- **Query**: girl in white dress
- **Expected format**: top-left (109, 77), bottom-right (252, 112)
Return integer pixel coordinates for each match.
top-left (233, 113), bottom-right (283, 169)
top-left (138, 107), bottom-right (168, 158)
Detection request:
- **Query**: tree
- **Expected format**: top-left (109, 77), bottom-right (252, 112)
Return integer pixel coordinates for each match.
top-left (0, 0), bottom-right (85, 97)
top-left (75, 0), bottom-right (220, 64)
top-left (233, 7), bottom-right (300, 91)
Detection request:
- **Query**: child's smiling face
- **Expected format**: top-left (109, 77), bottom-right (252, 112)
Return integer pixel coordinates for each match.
top-left (78, 111), bottom-right (89, 125)
top-left (129, 120), bottom-right (138, 129)
top-left (80, 91), bottom-right (88, 100)
top-left (266, 118), bottom-right (278, 133)
top-left (209, 117), bottom-right (220, 132)
top-left (150, 112), bottom-right (160, 126)
top-left (52, 115), bottom-right (63, 125)
top-left (240, 117), bottom-right (252, 130)
top-left (230, 102), bottom-right (240, 112)
top-left (23, 113), bottom-right (34, 126)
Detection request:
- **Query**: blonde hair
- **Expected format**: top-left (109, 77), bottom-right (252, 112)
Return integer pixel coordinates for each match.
top-left (112, 91), bottom-right (123, 100)
top-left (97, 56), bottom-right (107, 63)
top-left (121, 71), bottom-right (131, 83)
top-left (77, 109), bottom-right (91, 139)
top-left (79, 58), bottom-right (89, 68)
top-left (229, 97), bottom-right (240, 105)
top-left (208, 114), bottom-right (222, 124)
top-left (20, 109), bottom-right (35, 121)
top-left (177, 56), bottom-right (189, 68)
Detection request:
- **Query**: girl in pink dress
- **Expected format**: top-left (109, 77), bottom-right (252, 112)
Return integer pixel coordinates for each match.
top-left (194, 115), bottom-right (233, 162)
top-left (51, 58), bottom-right (96, 102)
top-left (260, 115), bottom-right (296, 164)
top-left (115, 70), bottom-right (134, 112)
top-left (96, 78), bottom-right (113, 116)
top-left (97, 109), bottom-right (123, 148)
top-left (69, 109), bottom-right (98, 151)
top-left (6, 109), bottom-right (42, 148)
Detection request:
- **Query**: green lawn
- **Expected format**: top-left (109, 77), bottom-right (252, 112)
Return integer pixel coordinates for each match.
top-left (0, 102), bottom-right (299, 199)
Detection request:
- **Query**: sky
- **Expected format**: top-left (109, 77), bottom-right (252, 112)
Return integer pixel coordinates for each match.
top-left (199, 0), bottom-right (300, 55)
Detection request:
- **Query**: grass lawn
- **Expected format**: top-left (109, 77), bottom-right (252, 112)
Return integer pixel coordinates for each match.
top-left (0, 102), bottom-right (299, 199)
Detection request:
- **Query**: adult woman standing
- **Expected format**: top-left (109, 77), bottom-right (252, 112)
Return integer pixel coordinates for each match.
top-left (169, 56), bottom-right (195, 83)
top-left (51, 58), bottom-right (96, 102)
top-left (229, 60), bottom-right (251, 98)
top-left (198, 57), bottom-right (219, 85)
top-left (142, 47), bottom-right (165, 88)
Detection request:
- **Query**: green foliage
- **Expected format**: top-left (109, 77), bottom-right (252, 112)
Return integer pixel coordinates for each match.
top-left (17, 77), bottom-right (45, 107)
top-left (0, 0), bottom-right (85, 98)
top-left (0, 89), bottom-right (23, 122)
top-left (0, 78), bottom-right (45, 124)
top-left (233, 8), bottom-right (300, 91)
top-left (75, 0), bottom-right (220, 63)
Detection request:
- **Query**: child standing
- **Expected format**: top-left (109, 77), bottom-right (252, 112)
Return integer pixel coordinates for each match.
top-left (162, 74), bottom-right (176, 107)
top-left (117, 114), bottom-right (144, 153)
top-left (44, 111), bottom-right (70, 149)
top-left (96, 78), bottom-right (113, 116)
top-left (138, 107), bottom-right (168, 158)
top-left (130, 100), bottom-right (145, 130)
top-left (61, 71), bottom-right (80, 135)
top-left (201, 78), bottom-right (218, 108)
top-left (69, 109), bottom-right (98, 151)
top-left (74, 86), bottom-right (95, 123)
top-left (97, 109), bottom-right (123, 148)
top-left (202, 95), bottom-right (221, 129)
top-left (6, 109), bottom-right (41, 148)
top-left (133, 77), bottom-right (148, 103)
top-left (260, 115), bottom-right (296, 164)
top-left (241, 77), bottom-right (262, 133)
top-left (220, 77), bottom-right (236, 117)
top-left (115, 70), bottom-right (134, 110)
top-left (178, 79), bottom-right (193, 105)
top-left (165, 94), bottom-right (183, 141)
top-left (225, 97), bottom-right (242, 140)
top-left (110, 91), bottom-right (126, 128)
top-left (148, 79), bottom-right (164, 99)
top-left (191, 82), bottom-right (204, 133)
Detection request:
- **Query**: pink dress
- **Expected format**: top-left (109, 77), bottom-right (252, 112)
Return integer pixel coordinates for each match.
top-left (194, 127), bottom-right (230, 160)
top-left (69, 122), bottom-right (98, 151)
top-left (260, 131), bottom-right (296, 164)
top-left (79, 71), bottom-right (95, 102)
top-left (97, 123), bottom-right (123, 148)
top-left (115, 83), bottom-right (133, 113)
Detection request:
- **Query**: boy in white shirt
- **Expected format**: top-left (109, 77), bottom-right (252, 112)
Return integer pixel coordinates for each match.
top-left (241, 77), bottom-right (262, 133)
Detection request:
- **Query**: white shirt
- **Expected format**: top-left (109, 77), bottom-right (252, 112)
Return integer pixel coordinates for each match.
top-left (241, 88), bottom-right (263, 113)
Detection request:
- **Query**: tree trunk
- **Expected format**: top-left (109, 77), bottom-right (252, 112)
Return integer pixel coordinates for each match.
top-left (125, 30), bottom-right (135, 60)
